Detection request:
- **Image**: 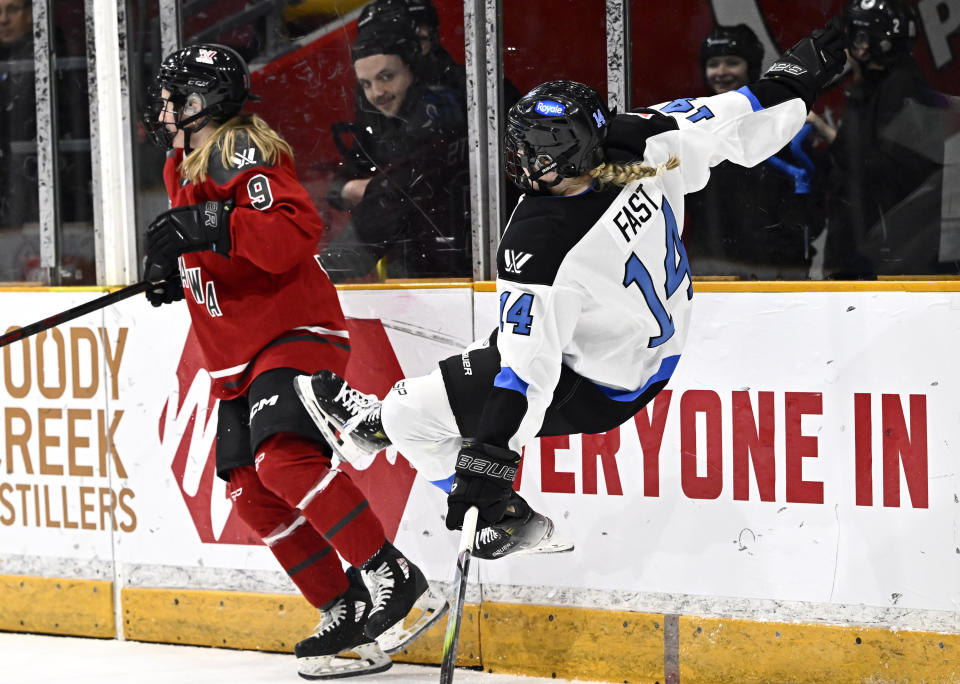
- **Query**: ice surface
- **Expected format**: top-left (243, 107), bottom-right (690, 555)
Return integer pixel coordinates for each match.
top-left (0, 632), bottom-right (593, 684)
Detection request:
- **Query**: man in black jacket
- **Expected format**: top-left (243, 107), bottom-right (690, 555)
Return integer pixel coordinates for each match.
top-left (320, 18), bottom-right (471, 280)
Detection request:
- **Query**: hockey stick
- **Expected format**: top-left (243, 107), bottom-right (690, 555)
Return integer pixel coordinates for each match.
top-left (0, 281), bottom-right (152, 349)
top-left (439, 505), bottom-right (479, 684)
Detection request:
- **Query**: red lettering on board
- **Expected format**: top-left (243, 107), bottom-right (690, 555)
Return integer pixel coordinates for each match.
top-left (785, 392), bottom-right (823, 504)
top-left (541, 435), bottom-right (575, 494)
top-left (633, 390), bottom-right (672, 497)
top-left (582, 429), bottom-right (623, 495)
top-left (882, 394), bottom-right (928, 508)
top-left (854, 393), bottom-right (873, 506)
top-left (680, 390), bottom-right (723, 500)
top-left (732, 391), bottom-right (776, 502)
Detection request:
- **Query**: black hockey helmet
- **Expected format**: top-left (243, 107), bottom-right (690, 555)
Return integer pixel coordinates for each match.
top-left (357, 0), bottom-right (415, 32)
top-left (504, 80), bottom-right (610, 190)
top-left (844, 0), bottom-right (918, 66)
top-left (404, 0), bottom-right (439, 32)
top-left (143, 43), bottom-right (255, 149)
top-left (358, 0), bottom-right (438, 31)
top-left (351, 14), bottom-right (421, 65)
top-left (700, 24), bottom-right (764, 82)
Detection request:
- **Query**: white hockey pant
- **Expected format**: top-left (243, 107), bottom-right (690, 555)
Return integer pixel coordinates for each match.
top-left (380, 370), bottom-right (461, 485)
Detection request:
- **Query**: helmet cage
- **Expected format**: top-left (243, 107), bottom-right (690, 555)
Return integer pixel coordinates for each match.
top-left (504, 123), bottom-right (582, 190)
top-left (844, 0), bottom-right (917, 65)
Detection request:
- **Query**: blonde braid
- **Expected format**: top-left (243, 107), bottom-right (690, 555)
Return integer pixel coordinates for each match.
top-left (588, 155), bottom-right (680, 188)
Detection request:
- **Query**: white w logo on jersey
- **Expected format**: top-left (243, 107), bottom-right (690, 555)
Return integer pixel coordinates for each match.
top-left (503, 249), bottom-right (533, 274)
top-left (232, 147), bottom-right (256, 168)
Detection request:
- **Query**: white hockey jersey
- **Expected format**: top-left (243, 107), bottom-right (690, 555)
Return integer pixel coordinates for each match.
top-left (479, 85), bottom-right (807, 454)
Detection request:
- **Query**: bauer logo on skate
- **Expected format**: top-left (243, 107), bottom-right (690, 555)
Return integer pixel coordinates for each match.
top-left (0, 325), bottom-right (137, 531)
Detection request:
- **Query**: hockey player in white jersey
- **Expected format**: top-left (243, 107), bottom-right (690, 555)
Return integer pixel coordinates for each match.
top-left (296, 21), bottom-right (848, 557)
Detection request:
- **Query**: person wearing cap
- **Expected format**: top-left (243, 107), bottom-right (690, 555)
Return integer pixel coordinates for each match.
top-left (683, 23), bottom-right (831, 279)
top-left (320, 16), bottom-right (471, 279)
top-left (823, 0), bottom-right (954, 277)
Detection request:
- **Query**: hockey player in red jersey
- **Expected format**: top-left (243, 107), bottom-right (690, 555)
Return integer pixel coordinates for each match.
top-left (141, 43), bottom-right (445, 679)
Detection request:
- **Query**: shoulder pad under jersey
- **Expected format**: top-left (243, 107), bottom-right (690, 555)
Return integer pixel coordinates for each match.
top-left (497, 189), bottom-right (614, 287)
top-left (207, 130), bottom-right (273, 186)
top-left (604, 109), bottom-right (679, 163)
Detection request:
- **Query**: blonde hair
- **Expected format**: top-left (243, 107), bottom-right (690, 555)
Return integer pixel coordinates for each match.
top-left (179, 114), bottom-right (294, 184)
top-left (588, 155), bottom-right (680, 188)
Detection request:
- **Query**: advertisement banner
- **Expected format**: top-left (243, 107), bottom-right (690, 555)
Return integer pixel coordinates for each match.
top-left (1, 287), bottom-right (958, 630)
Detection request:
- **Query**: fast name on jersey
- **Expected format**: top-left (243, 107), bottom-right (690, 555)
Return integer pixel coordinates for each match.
top-left (604, 181), bottom-right (663, 247)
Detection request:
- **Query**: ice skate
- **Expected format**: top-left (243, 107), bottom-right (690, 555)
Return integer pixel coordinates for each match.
top-left (360, 540), bottom-right (449, 654)
top-left (473, 494), bottom-right (574, 560)
top-left (294, 370), bottom-right (391, 463)
top-left (295, 570), bottom-right (392, 680)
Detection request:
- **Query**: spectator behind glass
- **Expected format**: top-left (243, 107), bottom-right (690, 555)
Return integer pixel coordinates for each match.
top-left (824, 0), bottom-right (955, 277)
top-left (0, 0), bottom-right (38, 283)
top-left (319, 18), bottom-right (471, 280)
top-left (0, 0), bottom-right (94, 284)
top-left (682, 23), bottom-right (831, 279)
top-left (355, 0), bottom-right (518, 107)
top-left (0, 0), bottom-right (35, 228)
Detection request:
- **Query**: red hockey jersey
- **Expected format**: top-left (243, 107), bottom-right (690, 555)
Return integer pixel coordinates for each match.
top-left (163, 131), bottom-right (349, 400)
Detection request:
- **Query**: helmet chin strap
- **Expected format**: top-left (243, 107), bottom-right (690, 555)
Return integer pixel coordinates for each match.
top-left (178, 110), bottom-right (213, 155)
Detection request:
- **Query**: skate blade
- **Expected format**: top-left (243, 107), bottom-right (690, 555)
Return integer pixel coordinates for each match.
top-left (293, 376), bottom-right (370, 466)
top-left (297, 641), bottom-right (392, 680)
top-left (377, 585), bottom-right (450, 654)
top-left (514, 534), bottom-right (575, 555)
top-left (516, 516), bottom-right (575, 555)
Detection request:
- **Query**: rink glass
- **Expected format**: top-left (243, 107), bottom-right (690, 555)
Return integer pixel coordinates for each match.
top-left (9, 0), bottom-right (959, 285)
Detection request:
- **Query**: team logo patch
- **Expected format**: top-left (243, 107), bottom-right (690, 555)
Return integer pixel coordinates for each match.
top-left (534, 100), bottom-right (565, 117)
top-left (232, 147), bottom-right (256, 168)
top-left (504, 249), bottom-right (533, 274)
top-left (593, 108), bottom-right (607, 128)
top-left (196, 49), bottom-right (216, 65)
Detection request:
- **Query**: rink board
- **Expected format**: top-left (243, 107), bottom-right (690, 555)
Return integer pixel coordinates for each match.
top-left (1, 283), bottom-right (959, 683)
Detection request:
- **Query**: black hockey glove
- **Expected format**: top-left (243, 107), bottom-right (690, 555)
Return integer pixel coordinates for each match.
top-left (145, 272), bottom-right (184, 307)
top-left (759, 17), bottom-right (847, 107)
top-left (145, 199), bottom-right (233, 267)
top-left (446, 442), bottom-right (521, 531)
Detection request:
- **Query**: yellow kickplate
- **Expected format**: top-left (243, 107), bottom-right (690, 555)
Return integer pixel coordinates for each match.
top-left (478, 601), bottom-right (664, 682)
top-left (0, 574), bottom-right (114, 638)
top-left (680, 616), bottom-right (960, 684)
top-left (122, 586), bottom-right (479, 666)
top-left (390, 603), bottom-right (482, 668)
top-left (122, 587), bottom-right (315, 652)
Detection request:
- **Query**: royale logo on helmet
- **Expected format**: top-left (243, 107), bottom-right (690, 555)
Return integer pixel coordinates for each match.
top-left (534, 100), bottom-right (566, 117)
